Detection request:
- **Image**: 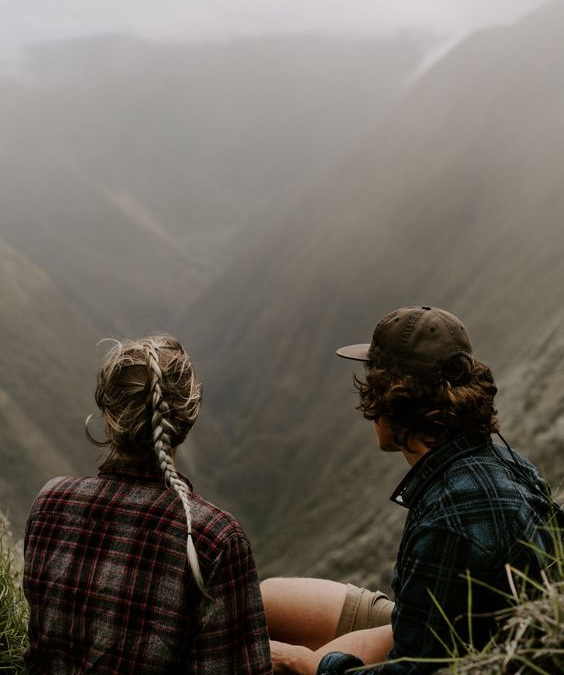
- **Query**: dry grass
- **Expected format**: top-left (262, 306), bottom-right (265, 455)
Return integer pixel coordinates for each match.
top-left (0, 513), bottom-right (28, 674)
top-left (436, 581), bottom-right (564, 675)
top-left (435, 528), bottom-right (564, 675)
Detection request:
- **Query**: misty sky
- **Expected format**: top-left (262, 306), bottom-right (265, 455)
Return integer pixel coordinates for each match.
top-left (0, 0), bottom-right (549, 53)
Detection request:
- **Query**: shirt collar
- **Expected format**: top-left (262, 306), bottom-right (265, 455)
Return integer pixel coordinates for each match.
top-left (98, 462), bottom-right (193, 490)
top-left (390, 431), bottom-right (491, 509)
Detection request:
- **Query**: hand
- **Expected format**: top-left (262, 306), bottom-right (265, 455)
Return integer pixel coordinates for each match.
top-left (270, 640), bottom-right (319, 675)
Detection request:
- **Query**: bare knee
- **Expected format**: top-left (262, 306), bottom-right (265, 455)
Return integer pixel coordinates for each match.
top-left (261, 576), bottom-right (292, 602)
top-left (260, 577), bottom-right (301, 627)
top-left (260, 576), bottom-right (284, 594)
top-left (260, 577), bottom-right (348, 650)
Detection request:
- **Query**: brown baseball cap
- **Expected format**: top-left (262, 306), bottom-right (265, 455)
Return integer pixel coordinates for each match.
top-left (336, 306), bottom-right (474, 383)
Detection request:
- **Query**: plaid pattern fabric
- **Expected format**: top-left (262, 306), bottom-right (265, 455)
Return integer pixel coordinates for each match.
top-left (317, 651), bottom-right (364, 674)
top-left (24, 466), bottom-right (273, 675)
top-left (317, 433), bottom-right (558, 675)
top-left (380, 434), bottom-right (557, 674)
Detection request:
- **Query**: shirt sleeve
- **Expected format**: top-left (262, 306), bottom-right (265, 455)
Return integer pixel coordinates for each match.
top-left (189, 531), bottom-right (273, 675)
top-left (317, 651), bottom-right (367, 675)
top-left (377, 525), bottom-right (491, 675)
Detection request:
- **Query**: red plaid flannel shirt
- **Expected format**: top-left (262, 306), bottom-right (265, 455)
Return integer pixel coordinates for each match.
top-left (24, 466), bottom-right (273, 674)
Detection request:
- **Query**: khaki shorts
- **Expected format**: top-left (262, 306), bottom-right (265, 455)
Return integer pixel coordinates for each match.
top-left (335, 583), bottom-right (394, 637)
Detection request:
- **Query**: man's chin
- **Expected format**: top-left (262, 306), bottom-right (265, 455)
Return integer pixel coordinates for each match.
top-left (379, 443), bottom-right (402, 453)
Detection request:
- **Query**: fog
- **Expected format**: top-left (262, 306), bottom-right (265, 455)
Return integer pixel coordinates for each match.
top-left (0, 0), bottom-right (548, 50)
top-left (1, 0), bottom-right (563, 586)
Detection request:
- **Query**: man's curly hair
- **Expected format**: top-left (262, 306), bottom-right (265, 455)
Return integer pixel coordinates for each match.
top-left (354, 354), bottom-right (499, 449)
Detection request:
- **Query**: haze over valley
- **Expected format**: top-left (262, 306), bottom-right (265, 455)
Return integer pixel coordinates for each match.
top-left (1, 0), bottom-right (564, 589)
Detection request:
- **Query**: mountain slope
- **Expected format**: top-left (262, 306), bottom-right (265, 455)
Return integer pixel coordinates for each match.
top-left (0, 34), bottom-right (429, 535)
top-left (183, 0), bottom-right (564, 581)
top-left (0, 35), bottom-right (428, 335)
top-left (0, 237), bottom-right (99, 531)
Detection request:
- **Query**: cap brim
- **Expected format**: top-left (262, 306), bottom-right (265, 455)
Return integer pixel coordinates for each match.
top-left (336, 343), bottom-right (370, 361)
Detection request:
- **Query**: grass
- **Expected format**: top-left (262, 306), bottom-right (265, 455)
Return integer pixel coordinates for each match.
top-left (433, 529), bottom-right (564, 675)
top-left (351, 572), bottom-right (564, 675)
top-left (351, 520), bottom-right (564, 675)
top-left (430, 515), bottom-right (564, 675)
top-left (435, 578), bottom-right (564, 675)
top-left (0, 513), bottom-right (28, 674)
top-left (434, 522), bottom-right (564, 675)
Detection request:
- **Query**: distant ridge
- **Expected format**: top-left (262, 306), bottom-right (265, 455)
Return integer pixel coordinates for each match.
top-left (0, 33), bottom-right (427, 540)
top-left (0, 237), bottom-right (96, 531)
top-left (2, 5), bottom-right (563, 588)
top-left (183, 0), bottom-right (564, 582)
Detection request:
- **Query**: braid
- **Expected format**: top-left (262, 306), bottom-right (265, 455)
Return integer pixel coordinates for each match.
top-left (145, 344), bottom-right (207, 595)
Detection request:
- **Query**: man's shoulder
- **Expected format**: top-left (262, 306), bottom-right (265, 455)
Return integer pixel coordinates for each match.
top-left (412, 442), bottom-right (546, 551)
top-left (432, 441), bottom-right (538, 502)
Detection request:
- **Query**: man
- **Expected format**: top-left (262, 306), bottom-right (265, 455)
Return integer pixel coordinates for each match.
top-left (263, 306), bottom-right (560, 675)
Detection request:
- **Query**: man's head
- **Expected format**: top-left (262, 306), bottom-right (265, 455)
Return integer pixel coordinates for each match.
top-left (337, 306), bottom-right (499, 448)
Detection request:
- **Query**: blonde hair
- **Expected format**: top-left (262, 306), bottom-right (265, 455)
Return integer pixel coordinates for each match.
top-left (87, 335), bottom-right (206, 593)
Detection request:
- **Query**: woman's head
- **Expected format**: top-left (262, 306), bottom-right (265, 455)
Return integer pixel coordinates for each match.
top-left (91, 335), bottom-right (201, 466)
top-left (89, 335), bottom-right (206, 593)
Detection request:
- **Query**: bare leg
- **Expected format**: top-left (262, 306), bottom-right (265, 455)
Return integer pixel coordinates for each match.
top-left (269, 627), bottom-right (393, 675)
top-left (317, 625), bottom-right (393, 662)
top-left (261, 577), bottom-right (348, 650)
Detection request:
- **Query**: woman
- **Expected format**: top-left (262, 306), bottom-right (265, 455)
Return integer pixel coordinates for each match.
top-left (24, 335), bottom-right (273, 674)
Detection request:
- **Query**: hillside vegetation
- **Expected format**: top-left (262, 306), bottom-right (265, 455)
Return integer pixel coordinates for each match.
top-left (0, 515), bottom-right (27, 674)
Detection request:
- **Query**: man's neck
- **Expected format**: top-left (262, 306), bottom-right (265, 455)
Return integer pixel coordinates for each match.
top-left (402, 437), bottom-right (432, 467)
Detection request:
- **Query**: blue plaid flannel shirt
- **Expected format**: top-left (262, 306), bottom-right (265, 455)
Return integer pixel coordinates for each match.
top-left (318, 432), bottom-right (559, 675)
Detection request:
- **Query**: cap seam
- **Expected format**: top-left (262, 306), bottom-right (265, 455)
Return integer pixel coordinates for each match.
top-left (399, 309), bottom-right (423, 351)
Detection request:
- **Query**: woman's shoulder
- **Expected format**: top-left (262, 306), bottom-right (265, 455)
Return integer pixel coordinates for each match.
top-left (27, 475), bottom-right (100, 526)
top-left (189, 490), bottom-right (249, 543)
top-left (32, 475), bottom-right (92, 505)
